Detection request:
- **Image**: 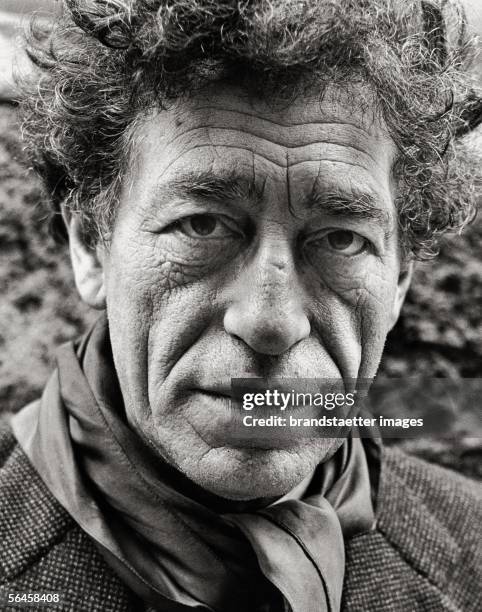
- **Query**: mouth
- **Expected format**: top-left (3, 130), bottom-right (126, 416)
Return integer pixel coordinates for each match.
top-left (187, 388), bottom-right (296, 449)
top-left (192, 384), bottom-right (233, 400)
top-left (192, 387), bottom-right (242, 412)
top-left (184, 382), bottom-right (348, 451)
top-left (198, 386), bottom-right (232, 399)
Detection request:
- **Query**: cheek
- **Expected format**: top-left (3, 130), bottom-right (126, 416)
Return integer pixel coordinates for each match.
top-left (349, 259), bottom-right (400, 379)
top-left (357, 268), bottom-right (399, 378)
top-left (102, 236), bottom-right (156, 417)
top-left (307, 255), bottom-right (399, 379)
top-left (103, 229), bottom-right (221, 408)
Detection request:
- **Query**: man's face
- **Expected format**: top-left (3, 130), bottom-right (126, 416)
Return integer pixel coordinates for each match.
top-left (89, 84), bottom-right (408, 499)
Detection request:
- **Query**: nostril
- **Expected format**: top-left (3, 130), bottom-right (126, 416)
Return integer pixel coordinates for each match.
top-left (271, 260), bottom-right (286, 272)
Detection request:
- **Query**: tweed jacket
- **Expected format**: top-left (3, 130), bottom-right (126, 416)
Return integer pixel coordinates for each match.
top-left (0, 423), bottom-right (480, 612)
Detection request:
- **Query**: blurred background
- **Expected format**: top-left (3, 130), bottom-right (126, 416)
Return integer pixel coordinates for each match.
top-left (0, 1), bottom-right (481, 479)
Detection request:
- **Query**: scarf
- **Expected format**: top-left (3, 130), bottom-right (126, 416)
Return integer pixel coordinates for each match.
top-left (12, 316), bottom-right (376, 612)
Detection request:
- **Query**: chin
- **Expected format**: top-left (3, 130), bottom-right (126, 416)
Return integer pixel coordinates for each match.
top-left (189, 439), bottom-right (339, 500)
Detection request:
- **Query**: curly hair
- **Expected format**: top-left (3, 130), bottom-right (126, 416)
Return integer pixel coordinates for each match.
top-left (20, 0), bottom-right (482, 257)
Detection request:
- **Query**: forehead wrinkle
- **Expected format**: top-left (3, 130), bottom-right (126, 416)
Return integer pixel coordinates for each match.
top-left (192, 105), bottom-right (374, 134)
top-left (155, 142), bottom-right (377, 184)
top-left (165, 119), bottom-right (374, 150)
top-left (165, 123), bottom-right (381, 168)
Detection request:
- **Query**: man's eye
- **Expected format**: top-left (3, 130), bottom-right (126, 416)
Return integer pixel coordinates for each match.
top-left (177, 214), bottom-right (238, 239)
top-left (308, 230), bottom-right (368, 256)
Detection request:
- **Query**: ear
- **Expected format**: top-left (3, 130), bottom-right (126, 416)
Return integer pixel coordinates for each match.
top-left (62, 207), bottom-right (107, 309)
top-left (389, 261), bottom-right (414, 330)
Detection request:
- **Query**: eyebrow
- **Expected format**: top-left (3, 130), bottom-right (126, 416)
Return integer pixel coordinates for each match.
top-left (304, 188), bottom-right (392, 230)
top-left (157, 170), bottom-right (263, 204)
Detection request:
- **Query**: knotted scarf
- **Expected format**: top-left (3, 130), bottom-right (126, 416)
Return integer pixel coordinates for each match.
top-left (12, 316), bottom-right (376, 612)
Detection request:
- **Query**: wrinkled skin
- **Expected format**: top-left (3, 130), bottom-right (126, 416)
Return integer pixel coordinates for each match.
top-left (68, 84), bottom-right (411, 500)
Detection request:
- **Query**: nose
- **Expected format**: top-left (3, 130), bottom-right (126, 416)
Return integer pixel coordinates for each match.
top-left (223, 243), bottom-right (310, 356)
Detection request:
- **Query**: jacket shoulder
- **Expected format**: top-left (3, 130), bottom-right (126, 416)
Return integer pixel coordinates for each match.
top-left (344, 445), bottom-right (481, 612)
top-left (0, 421), bottom-right (75, 581)
top-left (0, 423), bottom-right (139, 611)
top-left (379, 446), bottom-right (481, 555)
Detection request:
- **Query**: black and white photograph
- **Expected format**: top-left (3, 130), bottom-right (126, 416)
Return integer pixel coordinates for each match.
top-left (0, 1), bottom-right (481, 611)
